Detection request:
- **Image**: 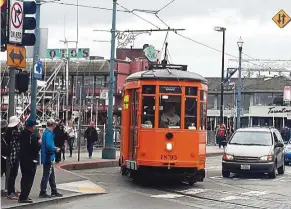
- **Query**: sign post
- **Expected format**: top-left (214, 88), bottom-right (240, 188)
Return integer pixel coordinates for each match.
top-left (9, 0), bottom-right (23, 44)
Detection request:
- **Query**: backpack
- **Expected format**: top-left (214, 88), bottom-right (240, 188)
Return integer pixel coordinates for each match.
top-left (218, 129), bottom-right (225, 137)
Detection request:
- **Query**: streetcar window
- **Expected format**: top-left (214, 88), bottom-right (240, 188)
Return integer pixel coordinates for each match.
top-left (142, 85), bottom-right (156, 94)
top-left (200, 102), bottom-right (207, 130)
top-left (159, 96), bottom-right (181, 128)
top-left (200, 90), bottom-right (207, 102)
top-left (185, 98), bottom-right (197, 129)
top-left (186, 87), bottom-right (198, 96)
top-left (141, 96), bottom-right (155, 128)
top-left (200, 90), bottom-right (204, 101)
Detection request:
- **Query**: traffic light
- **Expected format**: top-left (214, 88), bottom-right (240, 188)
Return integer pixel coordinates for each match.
top-left (1, 0), bottom-right (8, 51)
top-left (16, 70), bottom-right (29, 93)
top-left (22, 1), bottom-right (36, 46)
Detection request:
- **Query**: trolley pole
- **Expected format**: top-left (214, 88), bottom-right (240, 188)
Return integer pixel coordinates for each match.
top-left (30, 0), bottom-right (41, 121)
top-left (236, 38), bottom-right (243, 129)
top-left (102, 0), bottom-right (117, 159)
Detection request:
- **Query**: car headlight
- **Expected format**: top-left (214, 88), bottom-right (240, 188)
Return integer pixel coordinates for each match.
top-left (259, 155), bottom-right (273, 161)
top-left (223, 153), bottom-right (234, 161)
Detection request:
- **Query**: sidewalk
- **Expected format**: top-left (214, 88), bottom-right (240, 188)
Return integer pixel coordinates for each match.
top-left (0, 150), bottom-right (113, 209)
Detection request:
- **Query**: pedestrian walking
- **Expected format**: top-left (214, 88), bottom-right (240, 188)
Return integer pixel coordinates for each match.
top-left (18, 119), bottom-right (41, 203)
top-left (54, 119), bottom-right (66, 163)
top-left (84, 121), bottom-right (98, 158)
top-left (66, 120), bottom-right (75, 157)
top-left (39, 119), bottom-right (63, 198)
top-left (6, 116), bottom-right (21, 200)
top-left (216, 124), bottom-right (227, 149)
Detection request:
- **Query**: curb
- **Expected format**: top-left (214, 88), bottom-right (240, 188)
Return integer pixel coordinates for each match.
top-left (58, 160), bottom-right (119, 171)
top-left (206, 152), bottom-right (223, 157)
top-left (1, 193), bottom-right (101, 209)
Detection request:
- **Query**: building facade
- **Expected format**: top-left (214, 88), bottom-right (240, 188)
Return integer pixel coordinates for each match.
top-left (206, 76), bottom-right (291, 130)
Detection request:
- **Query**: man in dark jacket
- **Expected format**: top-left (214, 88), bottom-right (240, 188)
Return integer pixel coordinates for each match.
top-left (84, 121), bottom-right (98, 158)
top-left (18, 120), bottom-right (41, 203)
top-left (53, 119), bottom-right (66, 163)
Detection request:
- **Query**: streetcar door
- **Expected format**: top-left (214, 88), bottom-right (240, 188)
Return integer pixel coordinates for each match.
top-left (129, 89), bottom-right (139, 160)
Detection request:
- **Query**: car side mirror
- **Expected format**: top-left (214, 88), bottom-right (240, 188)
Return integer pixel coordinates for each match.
top-left (275, 142), bottom-right (284, 148)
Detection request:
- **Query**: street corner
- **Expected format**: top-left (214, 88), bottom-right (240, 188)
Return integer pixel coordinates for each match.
top-left (57, 180), bottom-right (106, 195)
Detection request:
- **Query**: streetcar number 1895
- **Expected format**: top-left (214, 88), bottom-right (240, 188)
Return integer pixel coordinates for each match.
top-left (161, 155), bottom-right (177, 160)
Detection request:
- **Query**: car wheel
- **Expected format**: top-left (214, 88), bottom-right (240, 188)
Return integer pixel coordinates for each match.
top-left (268, 164), bottom-right (277, 179)
top-left (222, 170), bottom-right (230, 178)
top-left (278, 162), bottom-right (285, 175)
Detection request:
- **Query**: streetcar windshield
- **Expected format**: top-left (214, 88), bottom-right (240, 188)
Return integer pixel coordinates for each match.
top-left (159, 95), bottom-right (181, 128)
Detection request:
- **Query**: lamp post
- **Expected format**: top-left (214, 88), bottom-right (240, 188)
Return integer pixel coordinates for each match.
top-left (236, 37), bottom-right (244, 129)
top-left (102, 0), bottom-right (117, 159)
top-left (214, 26), bottom-right (226, 125)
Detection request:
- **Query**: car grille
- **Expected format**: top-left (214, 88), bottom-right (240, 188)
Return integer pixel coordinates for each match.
top-left (234, 156), bottom-right (259, 162)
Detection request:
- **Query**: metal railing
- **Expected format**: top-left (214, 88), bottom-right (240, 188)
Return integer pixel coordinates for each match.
top-left (70, 125), bottom-right (121, 150)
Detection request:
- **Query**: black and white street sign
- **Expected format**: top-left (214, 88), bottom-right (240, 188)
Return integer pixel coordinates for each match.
top-left (9, 0), bottom-right (23, 44)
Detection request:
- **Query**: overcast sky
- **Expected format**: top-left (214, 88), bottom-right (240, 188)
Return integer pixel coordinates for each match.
top-left (1, 0), bottom-right (291, 77)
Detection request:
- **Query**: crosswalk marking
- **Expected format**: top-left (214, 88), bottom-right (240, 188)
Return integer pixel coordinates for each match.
top-left (179, 188), bottom-right (208, 195)
top-left (151, 194), bottom-right (184, 199)
top-left (220, 195), bottom-right (249, 201)
top-left (241, 191), bottom-right (268, 196)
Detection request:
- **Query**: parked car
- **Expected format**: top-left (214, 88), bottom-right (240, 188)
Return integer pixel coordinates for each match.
top-left (222, 127), bottom-right (285, 179)
top-left (284, 140), bottom-right (291, 165)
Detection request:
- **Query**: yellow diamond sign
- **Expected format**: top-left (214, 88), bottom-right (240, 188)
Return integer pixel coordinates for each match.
top-left (272, 9), bottom-right (291, 28)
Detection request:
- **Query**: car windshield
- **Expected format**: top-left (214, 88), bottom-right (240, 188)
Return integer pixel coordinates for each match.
top-left (229, 131), bottom-right (272, 146)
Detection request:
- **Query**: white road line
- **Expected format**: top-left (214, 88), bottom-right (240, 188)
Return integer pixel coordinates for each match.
top-left (220, 195), bottom-right (249, 201)
top-left (273, 177), bottom-right (286, 181)
top-left (179, 188), bottom-right (209, 195)
top-left (151, 194), bottom-right (184, 199)
top-left (241, 191), bottom-right (269, 196)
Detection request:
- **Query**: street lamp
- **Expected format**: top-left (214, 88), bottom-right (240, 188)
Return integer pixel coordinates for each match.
top-left (214, 26), bottom-right (226, 125)
top-left (236, 37), bottom-right (244, 129)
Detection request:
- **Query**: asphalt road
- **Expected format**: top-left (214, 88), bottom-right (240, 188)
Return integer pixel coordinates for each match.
top-left (41, 157), bottom-right (291, 209)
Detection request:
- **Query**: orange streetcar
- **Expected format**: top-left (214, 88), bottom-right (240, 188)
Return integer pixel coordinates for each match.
top-left (119, 64), bottom-right (208, 184)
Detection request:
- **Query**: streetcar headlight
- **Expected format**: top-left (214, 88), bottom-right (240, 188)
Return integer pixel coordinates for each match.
top-left (166, 143), bottom-right (173, 151)
top-left (259, 155), bottom-right (273, 161)
top-left (285, 147), bottom-right (291, 153)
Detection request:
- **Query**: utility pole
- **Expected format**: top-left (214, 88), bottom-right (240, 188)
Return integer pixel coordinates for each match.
top-left (236, 37), bottom-right (244, 129)
top-left (102, 0), bottom-right (117, 159)
top-left (30, 0), bottom-right (41, 121)
top-left (214, 26), bottom-right (226, 125)
top-left (8, 69), bottom-right (16, 118)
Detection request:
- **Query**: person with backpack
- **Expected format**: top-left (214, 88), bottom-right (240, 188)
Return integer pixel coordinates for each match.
top-left (216, 124), bottom-right (227, 148)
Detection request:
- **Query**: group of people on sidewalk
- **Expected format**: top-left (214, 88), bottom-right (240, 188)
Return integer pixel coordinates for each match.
top-left (1, 117), bottom-right (63, 204)
top-left (1, 116), bottom-right (100, 204)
